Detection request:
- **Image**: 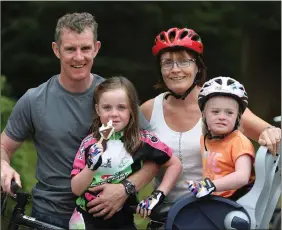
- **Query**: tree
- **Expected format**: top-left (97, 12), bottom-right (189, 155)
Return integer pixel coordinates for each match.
top-left (1, 76), bottom-right (37, 228)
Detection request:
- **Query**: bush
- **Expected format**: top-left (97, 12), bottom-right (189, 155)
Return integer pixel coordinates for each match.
top-left (1, 76), bottom-right (37, 229)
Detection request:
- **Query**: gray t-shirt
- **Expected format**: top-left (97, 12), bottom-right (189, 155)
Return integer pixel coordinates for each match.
top-left (5, 74), bottom-right (151, 218)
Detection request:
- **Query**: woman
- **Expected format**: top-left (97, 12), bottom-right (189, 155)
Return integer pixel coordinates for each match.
top-left (141, 27), bottom-right (281, 204)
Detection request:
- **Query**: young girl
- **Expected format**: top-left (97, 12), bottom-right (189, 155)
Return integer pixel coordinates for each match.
top-left (187, 76), bottom-right (255, 200)
top-left (69, 76), bottom-right (182, 229)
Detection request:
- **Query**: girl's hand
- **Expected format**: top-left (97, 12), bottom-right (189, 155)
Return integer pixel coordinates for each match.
top-left (187, 178), bottom-right (216, 198)
top-left (86, 143), bottom-right (103, 171)
top-left (258, 126), bottom-right (281, 155)
top-left (136, 190), bottom-right (165, 218)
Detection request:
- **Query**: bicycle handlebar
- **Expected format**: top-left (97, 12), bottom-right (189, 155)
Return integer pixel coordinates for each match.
top-left (5, 181), bottom-right (167, 229)
top-left (10, 180), bottom-right (20, 194)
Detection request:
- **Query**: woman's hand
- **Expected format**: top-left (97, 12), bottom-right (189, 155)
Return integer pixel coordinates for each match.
top-left (87, 183), bottom-right (128, 219)
top-left (258, 126), bottom-right (281, 155)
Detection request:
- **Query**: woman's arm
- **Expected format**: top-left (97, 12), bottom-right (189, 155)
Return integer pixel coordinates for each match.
top-left (212, 155), bottom-right (252, 192)
top-left (241, 108), bottom-right (271, 141)
top-left (157, 155), bottom-right (182, 195)
top-left (241, 108), bottom-right (281, 153)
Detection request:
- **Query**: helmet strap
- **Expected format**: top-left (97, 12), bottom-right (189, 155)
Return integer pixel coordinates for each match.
top-left (164, 82), bottom-right (197, 100)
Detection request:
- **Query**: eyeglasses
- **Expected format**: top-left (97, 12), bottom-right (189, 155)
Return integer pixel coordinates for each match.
top-left (160, 59), bottom-right (196, 70)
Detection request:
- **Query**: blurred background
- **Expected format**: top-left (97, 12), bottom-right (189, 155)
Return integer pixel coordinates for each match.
top-left (1, 1), bottom-right (281, 229)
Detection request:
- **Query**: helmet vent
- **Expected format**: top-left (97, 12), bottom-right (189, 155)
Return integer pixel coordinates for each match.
top-left (180, 31), bottom-right (188, 39)
top-left (160, 33), bottom-right (166, 42)
top-left (203, 83), bottom-right (210, 88)
top-left (191, 34), bottom-right (200, 41)
top-left (168, 31), bottom-right (176, 42)
top-left (215, 79), bottom-right (222, 85)
top-left (227, 79), bottom-right (235, 86)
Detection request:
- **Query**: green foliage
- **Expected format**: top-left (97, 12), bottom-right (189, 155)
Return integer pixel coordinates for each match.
top-left (1, 75), bottom-right (37, 228)
top-left (1, 76), bottom-right (15, 132)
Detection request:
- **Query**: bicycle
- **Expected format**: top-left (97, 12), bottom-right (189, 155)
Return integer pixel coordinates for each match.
top-left (1, 180), bottom-right (65, 230)
top-left (269, 115), bottom-right (281, 230)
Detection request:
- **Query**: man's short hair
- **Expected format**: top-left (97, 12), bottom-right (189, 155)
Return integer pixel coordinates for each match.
top-left (54, 12), bottom-right (98, 44)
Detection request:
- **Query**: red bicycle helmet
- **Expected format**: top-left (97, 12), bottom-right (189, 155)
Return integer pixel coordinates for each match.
top-left (152, 27), bottom-right (204, 56)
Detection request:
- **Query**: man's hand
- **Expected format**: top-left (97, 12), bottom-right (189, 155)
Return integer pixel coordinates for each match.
top-left (1, 160), bottom-right (21, 195)
top-left (258, 126), bottom-right (281, 155)
top-left (187, 178), bottom-right (216, 198)
top-left (87, 183), bottom-right (128, 219)
top-left (136, 190), bottom-right (165, 218)
top-left (86, 143), bottom-right (103, 171)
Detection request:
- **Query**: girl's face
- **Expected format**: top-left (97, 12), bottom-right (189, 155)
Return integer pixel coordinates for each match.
top-left (204, 96), bottom-right (239, 136)
top-left (96, 88), bottom-right (131, 132)
top-left (160, 50), bottom-right (198, 95)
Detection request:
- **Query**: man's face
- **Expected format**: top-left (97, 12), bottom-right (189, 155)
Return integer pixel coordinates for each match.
top-left (52, 27), bottom-right (100, 82)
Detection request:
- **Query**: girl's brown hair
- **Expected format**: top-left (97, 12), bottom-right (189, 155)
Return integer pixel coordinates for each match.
top-left (90, 76), bottom-right (141, 154)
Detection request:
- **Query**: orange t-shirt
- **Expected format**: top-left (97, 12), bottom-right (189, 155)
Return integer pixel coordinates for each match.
top-left (200, 130), bottom-right (255, 198)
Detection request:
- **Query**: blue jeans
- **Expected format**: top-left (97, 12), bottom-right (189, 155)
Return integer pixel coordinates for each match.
top-left (31, 207), bottom-right (70, 229)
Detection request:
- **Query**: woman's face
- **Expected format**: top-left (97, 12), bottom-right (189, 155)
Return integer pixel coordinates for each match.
top-left (160, 50), bottom-right (198, 95)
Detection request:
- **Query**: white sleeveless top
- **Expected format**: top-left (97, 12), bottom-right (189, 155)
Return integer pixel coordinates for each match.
top-left (150, 93), bottom-right (203, 203)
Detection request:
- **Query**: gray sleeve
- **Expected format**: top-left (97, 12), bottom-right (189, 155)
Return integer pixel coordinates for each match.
top-left (4, 90), bottom-right (35, 142)
top-left (138, 106), bottom-right (152, 131)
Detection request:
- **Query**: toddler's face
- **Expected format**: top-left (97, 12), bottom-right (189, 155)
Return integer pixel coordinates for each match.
top-left (204, 96), bottom-right (239, 136)
top-left (96, 89), bottom-right (131, 132)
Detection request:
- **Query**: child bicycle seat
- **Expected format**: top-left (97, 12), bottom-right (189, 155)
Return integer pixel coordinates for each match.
top-left (237, 144), bottom-right (281, 229)
top-left (165, 195), bottom-right (250, 230)
top-left (164, 144), bottom-right (281, 230)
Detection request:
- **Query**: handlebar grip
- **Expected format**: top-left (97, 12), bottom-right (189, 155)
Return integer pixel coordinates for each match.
top-left (11, 180), bottom-right (20, 194)
top-left (129, 205), bottom-right (137, 214)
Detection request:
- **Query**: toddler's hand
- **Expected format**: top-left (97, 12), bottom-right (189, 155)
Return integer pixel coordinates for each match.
top-left (187, 178), bottom-right (216, 198)
top-left (86, 143), bottom-right (103, 171)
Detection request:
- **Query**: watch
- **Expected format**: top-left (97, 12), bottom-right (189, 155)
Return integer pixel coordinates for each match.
top-left (121, 179), bottom-right (136, 196)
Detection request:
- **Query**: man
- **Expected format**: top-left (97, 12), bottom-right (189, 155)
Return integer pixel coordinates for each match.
top-left (1, 12), bottom-right (157, 228)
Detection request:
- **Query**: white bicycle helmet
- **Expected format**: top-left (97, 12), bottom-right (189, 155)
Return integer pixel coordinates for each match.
top-left (198, 76), bottom-right (248, 112)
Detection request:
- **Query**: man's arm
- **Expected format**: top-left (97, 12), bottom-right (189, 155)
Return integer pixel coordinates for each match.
top-left (1, 131), bottom-right (23, 194)
top-left (1, 90), bottom-right (34, 193)
top-left (241, 108), bottom-right (281, 153)
top-left (87, 161), bottom-right (160, 219)
top-left (140, 99), bottom-right (154, 122)
top-left (138, 106), bottom-right (153, 131)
